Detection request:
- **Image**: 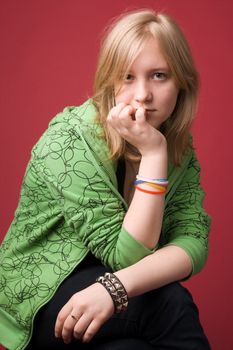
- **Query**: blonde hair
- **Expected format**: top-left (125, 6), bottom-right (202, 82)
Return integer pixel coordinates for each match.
top-left (93, 9), bottom-right (199, 165)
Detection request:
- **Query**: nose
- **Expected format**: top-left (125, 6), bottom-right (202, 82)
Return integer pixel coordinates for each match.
top-left (134, 80), bottom-right (152, 105)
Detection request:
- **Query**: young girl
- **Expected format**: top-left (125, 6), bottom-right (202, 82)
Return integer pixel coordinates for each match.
top-left (0, 9), bottom-right (211, 350)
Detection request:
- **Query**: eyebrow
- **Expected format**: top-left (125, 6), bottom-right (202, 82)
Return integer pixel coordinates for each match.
top-left (128, 67), bottom-right (170, 73)
top-left (149, 67), bottom-right (170, 71)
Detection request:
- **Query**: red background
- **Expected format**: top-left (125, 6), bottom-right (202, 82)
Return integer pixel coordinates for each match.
top-left (0, 1), bottom-right (232, 349)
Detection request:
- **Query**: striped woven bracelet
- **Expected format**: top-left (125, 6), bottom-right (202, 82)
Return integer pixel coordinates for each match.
top-left (134, 184), bottom-right (166, 195)
top-left (136, 175), bottom-right (169, 186)
top-left (134, 180), bottom-right (167, 191)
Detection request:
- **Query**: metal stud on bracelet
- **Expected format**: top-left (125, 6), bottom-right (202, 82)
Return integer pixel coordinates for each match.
top-left (105, 273), bottom-right (128, 312)
top-left (96, 273), bottom-right (128, 313)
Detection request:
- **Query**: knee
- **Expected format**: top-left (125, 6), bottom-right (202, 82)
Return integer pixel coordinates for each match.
top-left (156, 282), bottom-right (196, 313)
top-left (129, 282), bottom-right (199, 326)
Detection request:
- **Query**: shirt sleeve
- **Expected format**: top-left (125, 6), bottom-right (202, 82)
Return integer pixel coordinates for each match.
top-left (161, 151), bottom-right (211, 275)
top-left (33, 112), bottom-right (154, 271)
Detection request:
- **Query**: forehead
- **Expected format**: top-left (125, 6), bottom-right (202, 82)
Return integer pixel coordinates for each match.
top-left (129, 37), bottom-right (169, 71)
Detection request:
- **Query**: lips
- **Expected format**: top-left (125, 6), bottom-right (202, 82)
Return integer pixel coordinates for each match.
top-left (145, 109), bottom-right (156, 112)
top-left (132, 108), bottom-right (157, 119)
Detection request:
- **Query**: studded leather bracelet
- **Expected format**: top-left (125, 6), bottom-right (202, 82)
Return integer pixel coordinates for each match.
top-left (96, 272), bottom-right (128, 313)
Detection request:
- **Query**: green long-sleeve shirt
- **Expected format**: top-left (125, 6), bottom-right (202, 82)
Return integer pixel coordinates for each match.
top-left (0, 99), bottom-right (211, 350)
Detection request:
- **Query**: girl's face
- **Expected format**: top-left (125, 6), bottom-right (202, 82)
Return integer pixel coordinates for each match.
top-left (115, 37), bottom-right (179, 128)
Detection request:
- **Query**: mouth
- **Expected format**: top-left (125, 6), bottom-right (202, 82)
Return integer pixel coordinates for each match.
top-left (132, 108), bottom-right (157, 120)
top-left (145, 109), bottom-right (157, 113)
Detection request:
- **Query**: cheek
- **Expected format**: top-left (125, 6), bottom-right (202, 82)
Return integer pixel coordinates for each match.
top-left (115, 86), bottom-right (132, 105)
top-left (161, 86), bottom-right (179, 114)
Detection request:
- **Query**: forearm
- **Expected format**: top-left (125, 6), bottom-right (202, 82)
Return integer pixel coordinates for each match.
top-left (123, 150), bottom-right (167, 249)
top-left (114, 245), bottom-right (192, 297)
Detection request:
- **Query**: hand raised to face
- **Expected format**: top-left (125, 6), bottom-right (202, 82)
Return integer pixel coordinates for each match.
top-left (107, 102), bottom-right (167, 158)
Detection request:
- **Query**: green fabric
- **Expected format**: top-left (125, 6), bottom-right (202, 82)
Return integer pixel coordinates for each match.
top-left (0, 99), bottom-right (211, 350)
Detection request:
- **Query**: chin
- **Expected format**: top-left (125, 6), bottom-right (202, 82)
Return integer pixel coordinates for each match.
top-left (148, 120), bottom-right (160, 128)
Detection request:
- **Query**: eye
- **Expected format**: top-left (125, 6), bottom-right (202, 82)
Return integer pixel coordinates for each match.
top-left (125, 74), bottom-right (134, 82)
top-left (152, 72), bottom-right (167, 80)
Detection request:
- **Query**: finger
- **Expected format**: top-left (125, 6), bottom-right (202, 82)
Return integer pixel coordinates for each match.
top-left (54, 302), bottom-right (73, 338)
top-left (107, 102), bottom-right (126, 121)
top-left (109, 106), bottom-right (135, 132)
top-left (62, 312), bottom-right (82, 344)
top-left (73, 314), bottom-right (92, 340)
top-left (118, 105), bottom-right (135, 126)
top-left (82, 319), bottom-right (102, 343)
top-left (135, 107), bottom-right (146, 123)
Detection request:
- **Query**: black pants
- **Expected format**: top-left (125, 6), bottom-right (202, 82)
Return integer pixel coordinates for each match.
top-left (26, 254), bottom-right (211, 350)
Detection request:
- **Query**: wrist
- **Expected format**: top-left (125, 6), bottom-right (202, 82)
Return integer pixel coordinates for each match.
top-left (139, 151), bottom-right (168, 179)
top-left (141, 150), bottom-right (167, 162)
top-left (96, 273), bottom-right (128, 313)
top-left (141, 147), bottom-right (168, 162)
top-left (140, 134), bottom-right (167, 158)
